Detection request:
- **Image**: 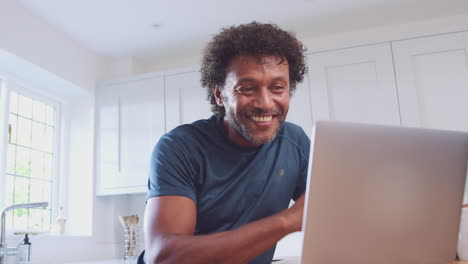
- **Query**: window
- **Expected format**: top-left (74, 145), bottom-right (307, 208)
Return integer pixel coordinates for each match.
top-left (2, 89), bottom-right (60, 233)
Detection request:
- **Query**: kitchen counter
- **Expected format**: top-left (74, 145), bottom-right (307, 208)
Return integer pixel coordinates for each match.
top-left (64, 259), bottom-right (135, 264)
top-left (62, 257), bottom-right (468, 264)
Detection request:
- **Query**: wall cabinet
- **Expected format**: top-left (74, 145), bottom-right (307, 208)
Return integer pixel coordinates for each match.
top-left (95, 31), bottom-right (468, 199)
top-left (165, 70), bottom-right (212, 131)
top-left (306, 32), bottom-right (468, 132)
top-left (96, 76), bottom-right (165, 195)
top-left (392, 31), bottom-right (468, 132)
top-left (307, 43), bottom-right (401, 126)
top-left (275, 31), bottom-right (468, 257)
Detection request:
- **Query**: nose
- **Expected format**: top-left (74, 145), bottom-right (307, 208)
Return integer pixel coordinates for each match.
top-left (252, 87), bottom-right (274, 111)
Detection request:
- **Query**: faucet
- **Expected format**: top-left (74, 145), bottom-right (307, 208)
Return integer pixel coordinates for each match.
top-left (0, 202), bottom-right (48, 264)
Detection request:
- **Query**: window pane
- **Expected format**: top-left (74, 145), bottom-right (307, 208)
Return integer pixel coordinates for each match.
top-left (31, 121), bottom-right (46, 151)
top-left (17, 116), bottom-right (32, 147)
top-left (14, 177), bottom-right (30, 203)
top-left (9, 91), bottom-right (18, 114)
top-left (30, 178), bottom-right (51, 204)
top-left (29, 208), bottom-right (43, 232)
top-left (5, 92), bottom-right (58, 232)
top-left (5, 212), bottom-right (13, 230)
top-left (32, 100), bottom-right (46, 123)
top-left (18, 94), bottom-right (33, 118)
top-left (7, 144), bottom-right (16, 175)
top-left (30, 150), bottom-right (45, 180)
top-left (5, 175), bottom-right (15, 205)
top-left (43, 154), bottom-right (53, 180)
top-left (13, 208), bottom-right (28, 230)
top-left (15, 146), bottom-right (31, 177)
top-left (8, 114), bottom-right (17, 144)
top-left (45, 105), bottom-right (55, 126)
top-left (43, 182), bottom-right (51, 204)
top-left (45, 126), bottom-right (54, 153)
top-left (42, 209), bottom-right (51, 232)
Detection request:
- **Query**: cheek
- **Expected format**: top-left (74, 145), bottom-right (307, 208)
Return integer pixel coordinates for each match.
top-left (230, 96), bottom-right (249, 112)
top-left (278, 95), bottom-right (290, 111)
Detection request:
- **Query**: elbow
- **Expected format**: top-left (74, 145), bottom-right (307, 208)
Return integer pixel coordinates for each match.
top-left (145, 240), bottom-right (178, 264)
top-left (144, 252), bottom-right (167, 264)
top-left (144, 248), bottom-right (168, 264)
top-left (145, 235), bottom-right (202, 264)
top-left (142, 249), bottom-right (156, 264)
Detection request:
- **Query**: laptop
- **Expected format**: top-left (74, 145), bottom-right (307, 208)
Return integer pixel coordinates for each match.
top-left (281, 121), bottom-right (468, 264)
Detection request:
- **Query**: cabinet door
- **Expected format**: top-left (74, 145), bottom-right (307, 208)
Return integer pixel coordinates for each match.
top-left (97, 77), bottom-right (165, 195)
top-left (286, 76), bottom-right (314, 136)
top-left (96, 86), bottom-right (119, 194)
top-left (165, 71), bottom-right (212, 132)
top-left (392, 32), bottom-right (468, 132)
top-left (308, 43), bottom-right (401, 126)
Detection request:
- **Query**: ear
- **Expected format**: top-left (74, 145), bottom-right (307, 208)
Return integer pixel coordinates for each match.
top-left (212, 85), bottom-right (224, 106)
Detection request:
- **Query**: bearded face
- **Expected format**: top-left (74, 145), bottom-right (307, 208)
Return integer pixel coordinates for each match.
top-left (214, 55), bottom-right (290, 146)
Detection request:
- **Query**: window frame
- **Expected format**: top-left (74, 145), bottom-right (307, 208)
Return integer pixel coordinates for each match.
top-left (0, 75), bottom-right (62, 235)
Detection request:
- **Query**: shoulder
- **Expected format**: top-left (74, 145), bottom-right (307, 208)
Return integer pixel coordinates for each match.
top-left (163, 116), bottom-right (215, 138)
top-left (276, 122), bottom-right (311, 156)
top-left (154, 116), bottom-right (218, 151)
top-left (279, 122), bottom-right (310, 142)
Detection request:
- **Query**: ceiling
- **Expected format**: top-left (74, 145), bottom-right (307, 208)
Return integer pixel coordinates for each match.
top-left (17, 0), bottom-right (468, 64)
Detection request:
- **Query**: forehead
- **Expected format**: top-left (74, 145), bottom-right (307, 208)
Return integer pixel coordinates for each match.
top-left (226, 55), bottom-right (289, 77)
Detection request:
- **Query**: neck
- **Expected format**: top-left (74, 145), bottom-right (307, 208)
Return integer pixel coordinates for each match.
top-left (221, 118), bottom-right (260, 147)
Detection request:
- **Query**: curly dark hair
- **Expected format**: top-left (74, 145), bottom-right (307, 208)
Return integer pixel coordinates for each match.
top-left (200, 21), bottom-right (308, 117)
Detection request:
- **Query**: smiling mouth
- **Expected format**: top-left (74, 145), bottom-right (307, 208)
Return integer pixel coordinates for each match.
top-left (249, 115), bottom-right (273, 122)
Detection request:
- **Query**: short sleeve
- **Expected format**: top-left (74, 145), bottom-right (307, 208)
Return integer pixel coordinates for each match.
top-left (292, 127), bottom-right (311, 200)
top-left (147, 133), bottom-right (197, 204)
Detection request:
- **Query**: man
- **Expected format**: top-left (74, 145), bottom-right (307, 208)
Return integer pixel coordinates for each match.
top-left (141, 22), bottom-right (310, 264)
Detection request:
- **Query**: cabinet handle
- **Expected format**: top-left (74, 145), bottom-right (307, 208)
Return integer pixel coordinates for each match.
top-left (8, 123), bottom-right (12, 143)
top-left (117, 96), bottom-right (121, 173)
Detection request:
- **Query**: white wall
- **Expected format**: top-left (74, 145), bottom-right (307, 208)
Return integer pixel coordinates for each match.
top-left (0, 0), bottom-right (103, 93)
top-left (0, 1), bottom-right (129, 263)
top-left (65, 96), bottom-right (94, 236)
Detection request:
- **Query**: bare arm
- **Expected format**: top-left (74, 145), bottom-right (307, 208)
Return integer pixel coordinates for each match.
top-left (143, 194), bottom-right (305, 264)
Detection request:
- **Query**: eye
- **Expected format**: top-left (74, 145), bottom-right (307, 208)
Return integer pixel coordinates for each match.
top-left (237, 86), bottom-right (255, 94)
top-left (272, 85), bottom-right (286, 92)
top-left (240, 87), bottom-right (253, 92)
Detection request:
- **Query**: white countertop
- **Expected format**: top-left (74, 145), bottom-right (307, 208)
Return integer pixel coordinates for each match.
top-left (275, 257), bottom-right (300, 264)
top-left (64, 259), bottom-right (135, 264)
top-left (63, 256), bottom-right (300, 264)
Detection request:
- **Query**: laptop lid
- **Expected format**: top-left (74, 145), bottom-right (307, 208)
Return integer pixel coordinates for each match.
top-left (301, 121), bottom-right (468, 264)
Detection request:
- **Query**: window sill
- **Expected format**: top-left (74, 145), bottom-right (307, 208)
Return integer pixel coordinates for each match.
top-left (6, 233), bottom-right (94, 243)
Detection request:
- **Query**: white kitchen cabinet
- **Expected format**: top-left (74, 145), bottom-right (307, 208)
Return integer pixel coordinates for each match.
top-left (392, 31), bottom-right (468, 132)
top-left (165, 70), bottom-right (213, 131)
top-left (307, 43), bottom-right (401, 126)
top-left (96, 76), bottom-right (165, 195)
top-left (286, 76), bottom-right (314, 135)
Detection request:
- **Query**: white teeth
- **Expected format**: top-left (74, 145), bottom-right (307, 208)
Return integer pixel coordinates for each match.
top-left (251, 115), bottom-right (273, 122)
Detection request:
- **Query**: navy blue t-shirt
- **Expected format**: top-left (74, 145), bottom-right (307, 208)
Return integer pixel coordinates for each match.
top-left (146, 115), bottom-right (310, 264)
